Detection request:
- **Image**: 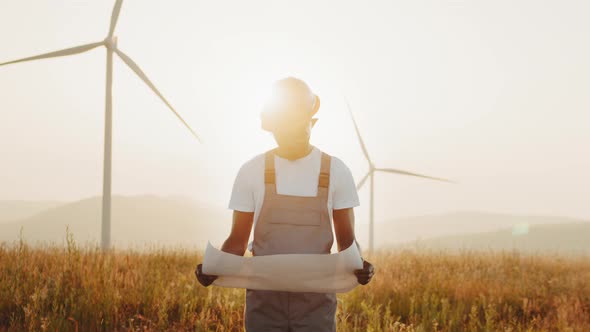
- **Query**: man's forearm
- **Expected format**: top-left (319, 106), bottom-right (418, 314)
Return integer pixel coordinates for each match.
top-left (220, 237), bottom-right (247, 256)
top-left (336, 236), bottom-right (361, 253)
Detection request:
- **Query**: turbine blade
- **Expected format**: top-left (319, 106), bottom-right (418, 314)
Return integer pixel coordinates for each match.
top-left (375, 168), bottom-right (455, 183)
top-left (356, 172), bottom-right (370, 190)
top-left (344, 97), bottom-right (371, 164)
top-left (0, 42), bottom-right (103, 66)
top-left (108, 0), bottom-right (123, 37)
top-left (114, 48), bottom-right (202, 143)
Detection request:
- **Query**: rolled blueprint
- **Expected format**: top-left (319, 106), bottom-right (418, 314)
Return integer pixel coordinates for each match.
top-left (201, 240), bottom-right (364, 293)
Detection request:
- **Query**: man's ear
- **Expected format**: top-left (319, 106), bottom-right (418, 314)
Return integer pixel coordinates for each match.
top-left (311, 95), bottom-right (320, 116)
top-left (311, 118), bottom-right (318, 128)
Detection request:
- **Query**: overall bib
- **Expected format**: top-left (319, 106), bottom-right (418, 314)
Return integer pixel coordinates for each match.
top-left (244, 147), bottom-right (337, 332)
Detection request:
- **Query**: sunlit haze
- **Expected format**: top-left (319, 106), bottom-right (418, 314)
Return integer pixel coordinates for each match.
top-left (1, 0), bottom-right (589, 240)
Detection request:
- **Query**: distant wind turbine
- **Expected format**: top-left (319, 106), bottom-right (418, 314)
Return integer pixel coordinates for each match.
top-left (345, 99), bottom-right (455, 252)
top-left (0, 0), bottom-right (202, 250)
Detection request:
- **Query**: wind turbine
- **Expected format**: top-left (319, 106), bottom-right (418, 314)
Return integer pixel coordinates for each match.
top-left (0, 0), bottom-right (201, 251)
top-left (345, 100), bottom-right (455, 252)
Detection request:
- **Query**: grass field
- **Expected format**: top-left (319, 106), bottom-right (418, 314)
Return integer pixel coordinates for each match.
top-left (1, 229), bottom-right (589, 331)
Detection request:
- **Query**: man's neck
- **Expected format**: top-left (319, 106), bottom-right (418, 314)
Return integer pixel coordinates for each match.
top-left (275, 143), bottom-right (314, 161)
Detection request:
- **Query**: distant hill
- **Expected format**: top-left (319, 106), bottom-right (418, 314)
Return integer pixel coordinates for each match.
top-left (0, 195), bottom-right (231, 250)
top-left (0, 200), bottom-right (65, 223)
top-left (2, 198), bottom-right (588, 254)
top-left (370, 211), bottom-right (590, 248)
top-left (393, 222), bottom-right (590, 255)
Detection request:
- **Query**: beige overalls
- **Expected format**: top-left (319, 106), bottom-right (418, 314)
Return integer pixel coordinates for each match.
top-left (244, 147), bottom-right (337, 332)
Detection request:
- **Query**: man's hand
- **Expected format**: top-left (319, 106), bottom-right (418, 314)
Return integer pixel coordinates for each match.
top-left (195, 263), bottom-right (218, 287)
top-left (354, 259), bottom-right (374, 285)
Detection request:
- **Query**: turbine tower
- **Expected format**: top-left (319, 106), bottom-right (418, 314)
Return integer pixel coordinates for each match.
top-left (0, 0), bottom-right (201, 250)
top-left (345, 100), bottom-right (455, 252)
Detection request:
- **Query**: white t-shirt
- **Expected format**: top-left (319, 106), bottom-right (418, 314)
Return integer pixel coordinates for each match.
top-left (228, 145), bottom-right (360, 251)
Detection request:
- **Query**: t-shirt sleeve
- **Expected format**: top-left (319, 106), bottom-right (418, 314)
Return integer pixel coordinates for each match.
top-left (332, 158), bottom-right (361, 210)
top-left (228, 162), bottom-right (255, 212)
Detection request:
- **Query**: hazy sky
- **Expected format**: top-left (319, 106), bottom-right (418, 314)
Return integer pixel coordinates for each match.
top-left (1, 0), bottom-right (589, 226)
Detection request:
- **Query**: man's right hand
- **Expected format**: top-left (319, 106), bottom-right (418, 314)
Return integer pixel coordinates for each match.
top-left (195, 263), bottom-right (218, 287)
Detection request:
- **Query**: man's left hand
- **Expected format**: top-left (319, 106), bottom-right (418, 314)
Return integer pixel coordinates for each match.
top-left (354, 259), bottom-right (374, 285)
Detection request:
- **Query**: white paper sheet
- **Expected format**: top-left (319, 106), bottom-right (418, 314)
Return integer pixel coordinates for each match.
top-left (202, 241), bottom-right (364, 293)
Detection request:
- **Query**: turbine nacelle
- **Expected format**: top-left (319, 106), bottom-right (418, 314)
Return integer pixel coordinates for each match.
top-left (104, 36), bottom-right (118, 50)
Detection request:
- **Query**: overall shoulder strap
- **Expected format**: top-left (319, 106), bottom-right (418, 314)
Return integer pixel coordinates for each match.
top-left (318, 151), bottom-right (331, 188)
top-left (264, 148), bottom-right (276, 184)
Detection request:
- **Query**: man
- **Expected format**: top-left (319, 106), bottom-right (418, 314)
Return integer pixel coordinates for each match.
top-left (195, 77), bottom-right (374, 331)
